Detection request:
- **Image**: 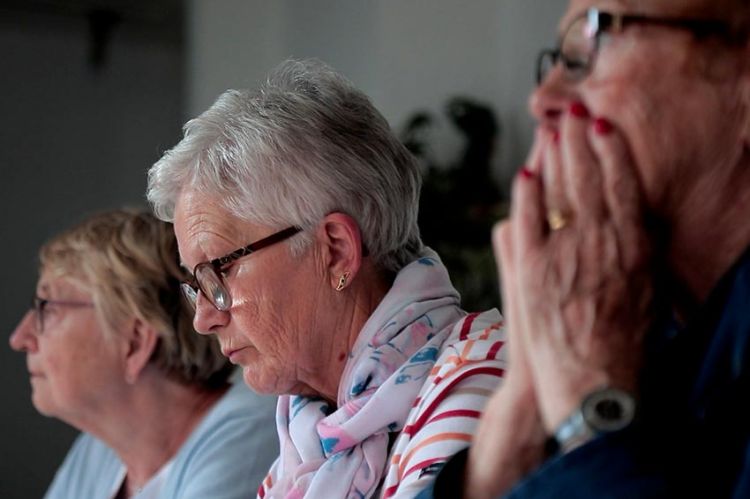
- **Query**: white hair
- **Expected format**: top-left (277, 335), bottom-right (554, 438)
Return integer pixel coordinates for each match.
top-left (147, 59), bottom-right (423, 272)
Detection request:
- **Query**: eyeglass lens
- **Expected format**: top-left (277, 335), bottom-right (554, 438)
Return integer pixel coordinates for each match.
top-left (538, 12), bottom-right (598, 84)
top-left (194, 264), bottom-right (232, 311)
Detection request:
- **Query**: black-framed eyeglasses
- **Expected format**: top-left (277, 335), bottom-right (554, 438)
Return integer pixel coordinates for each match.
top-left (30, 296), bottom-right (94, 333)
top-left (536, 8), bottom-right (734, 85)
top-left (182, 225), bottom-right (302, 312)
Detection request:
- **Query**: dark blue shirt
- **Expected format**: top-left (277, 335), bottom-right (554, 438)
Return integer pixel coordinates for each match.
top-left (419, 247), bottom-right (750, 498)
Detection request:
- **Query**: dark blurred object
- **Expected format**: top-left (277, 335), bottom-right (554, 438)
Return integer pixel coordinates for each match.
top-left (0, 0), bottom-right (182, 70)
top-left (402, 97), bottom-right (508, 311)
top-left (88, 9), bottom-right (120, 68)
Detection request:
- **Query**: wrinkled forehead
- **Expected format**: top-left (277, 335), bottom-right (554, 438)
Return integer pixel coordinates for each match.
top-left (173, 188), bottom-right (237, 236)
top-left (172, 187), bottom-right (258, 267)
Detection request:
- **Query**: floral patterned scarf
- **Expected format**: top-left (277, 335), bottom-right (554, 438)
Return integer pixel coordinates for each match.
top-left (258, 250), bottom-right (467, 498)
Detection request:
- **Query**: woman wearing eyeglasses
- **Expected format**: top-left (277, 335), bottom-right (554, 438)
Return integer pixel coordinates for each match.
top-left (9, 209), bottom-right (278, 498)
top-left (420, 1), bottom-right (750, 498)
top-left (146, 59), bottom-right (507, 498)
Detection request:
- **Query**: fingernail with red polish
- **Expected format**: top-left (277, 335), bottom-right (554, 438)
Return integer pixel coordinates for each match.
top-left (519, 166), bottom-right (535, 179)
top-left (593, 117), bottom-right (613, 135)
top-left (569, 101), bottom-right (589, 118)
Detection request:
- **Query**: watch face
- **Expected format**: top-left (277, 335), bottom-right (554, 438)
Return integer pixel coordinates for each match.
top-left (582, 387), bottom-right (636, 432)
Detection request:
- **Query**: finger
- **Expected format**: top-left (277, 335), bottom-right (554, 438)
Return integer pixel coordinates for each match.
top-left (510, 166), bottom-right (545, 254)
top-left (493, 221), bottom-right (530, 373)
top-left (542, 129), bottom-right (573, 224)
top-left (587, 117), bottom-right (648, 268)
top-left (493, 221), bottom-right (517, 329)
top-left (560, 101), bottom-right (607, 223)
top-left (525, 127), bottom-right (549, 175)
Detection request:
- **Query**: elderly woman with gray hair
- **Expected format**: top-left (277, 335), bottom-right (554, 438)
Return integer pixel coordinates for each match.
top-left (147, 59), bottom-right (507, 498)
top-left (10, 209), bottom-right (277, 498)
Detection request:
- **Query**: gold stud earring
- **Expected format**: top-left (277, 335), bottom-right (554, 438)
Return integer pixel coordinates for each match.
top-left (335, 271), bottom-right (350, 291)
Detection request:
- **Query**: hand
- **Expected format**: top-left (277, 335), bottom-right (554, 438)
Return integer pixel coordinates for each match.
top-left (465, 132), bottom-right (549, 499)
top-left (508, 105), bottom-right (654, 432)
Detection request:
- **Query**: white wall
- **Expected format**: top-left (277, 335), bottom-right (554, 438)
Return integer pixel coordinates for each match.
top-left (187, 0), bottom-right (567, 186)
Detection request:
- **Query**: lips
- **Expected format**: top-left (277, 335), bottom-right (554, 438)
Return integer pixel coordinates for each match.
top-left (223, 346), bottom-right (250, 363)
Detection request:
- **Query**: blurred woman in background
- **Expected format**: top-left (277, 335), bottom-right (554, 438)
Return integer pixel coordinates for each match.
top-left (10, 209), bottom-right (278, 498)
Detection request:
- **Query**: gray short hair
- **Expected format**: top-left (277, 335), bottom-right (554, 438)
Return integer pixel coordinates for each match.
top-left (147, 59), bottom-right (423, 272)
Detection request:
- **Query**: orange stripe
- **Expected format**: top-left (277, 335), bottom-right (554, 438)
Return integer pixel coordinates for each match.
top-left (398, 432), bottom-right (472, 478)
top-left (459, 339), bottom-right (475, 360)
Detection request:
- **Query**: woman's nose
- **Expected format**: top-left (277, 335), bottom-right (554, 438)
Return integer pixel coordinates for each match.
top-left (528, 63), bottom-right (578, 129)
top-left (192, 292), bottom-right (230, 335)
top-left (9, 311), bottom-right (38, 352)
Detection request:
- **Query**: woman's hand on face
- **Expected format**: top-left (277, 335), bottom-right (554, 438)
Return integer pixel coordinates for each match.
top-left (510, 104), bottom-right (654, 432)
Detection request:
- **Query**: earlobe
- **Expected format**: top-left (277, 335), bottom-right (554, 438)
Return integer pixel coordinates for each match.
top-left (317, 212), bottom-right (363, 290)
top-left (335, 271), bottom-right (351, 291)
top-left (123, 318), bottom-right (159, 385)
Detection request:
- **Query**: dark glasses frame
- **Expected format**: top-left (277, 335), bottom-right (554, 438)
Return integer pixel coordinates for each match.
top-left (182, 225), bottom-right (302, 311)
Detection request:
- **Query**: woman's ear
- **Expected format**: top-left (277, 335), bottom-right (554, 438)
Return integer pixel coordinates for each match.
top-left (315, 212), bottom-right (364, 291)
top-left (123, 318), bottom-right (159, 385)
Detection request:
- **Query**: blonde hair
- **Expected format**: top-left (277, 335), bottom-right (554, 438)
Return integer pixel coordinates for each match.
top-left (40, 208), bottom-right (232, 388)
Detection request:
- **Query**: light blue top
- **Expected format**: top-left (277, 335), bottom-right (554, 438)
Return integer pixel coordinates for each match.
top-left (44, 379), bottom-right (279, 498)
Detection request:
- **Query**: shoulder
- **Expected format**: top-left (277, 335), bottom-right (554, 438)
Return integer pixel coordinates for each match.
top-left (414, 308), bottom-right (507, 426)
top-left (210, 377), bottom-right (279, 420)
top-left (45, 433), bottom-right (122, 499)
top-left (432, 308), bottom-right (507, 380)
top-left (175, 380), bottom-right (278, 460)
top-left (382, 309), bottom-right (507, 498)
top-left (162, 381), bottom-right (279, 498)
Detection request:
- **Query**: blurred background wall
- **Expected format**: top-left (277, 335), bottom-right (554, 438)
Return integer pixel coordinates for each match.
top-left (1, 1), bottom-right (564, 496)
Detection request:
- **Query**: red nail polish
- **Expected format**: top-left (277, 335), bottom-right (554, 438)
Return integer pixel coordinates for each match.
top-left (593, 118), bottom-right (613, 135)
top-left (519, 166), bottom-right (535, 179)
top-left (569, 101), bottom-right (589, 118)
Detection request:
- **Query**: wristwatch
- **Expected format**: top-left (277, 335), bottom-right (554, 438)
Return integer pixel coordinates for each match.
top-left (554, 386), bottom-right (636, 452)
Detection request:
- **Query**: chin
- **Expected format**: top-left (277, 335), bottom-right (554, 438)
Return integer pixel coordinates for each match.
top-left (31, 394), bottom-right (57, 418)
top-left (241, 366), bottom-right (294, 396)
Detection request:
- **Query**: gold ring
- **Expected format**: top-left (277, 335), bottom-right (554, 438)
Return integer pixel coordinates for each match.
top-left (546, 208), bottom-right (569, 231)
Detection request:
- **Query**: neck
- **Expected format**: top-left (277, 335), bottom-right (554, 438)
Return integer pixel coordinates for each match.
top-left (304, 263), bottom-right (392, 405)
top-left (83, 370), bottom-right (227, 492)
top-left (665, 154), bottom-right (750, 312)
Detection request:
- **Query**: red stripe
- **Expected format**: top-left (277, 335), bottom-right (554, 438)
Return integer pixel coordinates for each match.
top-left (383, 484), bottom-right (399, 498)
top-left (459, 312), bottom-right (479, 341)
top-left (258, 485), bottom-right (266, 499)
top-left (487, 340), bottom-right (504, 360)
top-left (426, 409), bottom-right (481, 426)
top-left (403, 409), bottom-right (481, 435)
top-left (403, 366), bottom-right (504, 436)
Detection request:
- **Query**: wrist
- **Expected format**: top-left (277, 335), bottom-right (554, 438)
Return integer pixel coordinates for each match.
top-left (552, 385), bottom-right (636, 453)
